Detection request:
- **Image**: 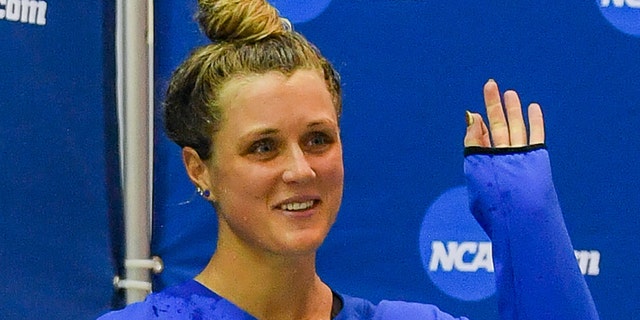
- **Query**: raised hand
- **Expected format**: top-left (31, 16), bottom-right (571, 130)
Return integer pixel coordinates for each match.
top-left (464, 79), bottom-right (544, 148)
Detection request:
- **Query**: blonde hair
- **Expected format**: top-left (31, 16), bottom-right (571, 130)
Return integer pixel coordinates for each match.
top-left (164, 0), bottom-right (342, 160)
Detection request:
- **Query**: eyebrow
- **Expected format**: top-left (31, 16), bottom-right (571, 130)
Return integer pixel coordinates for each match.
top-left (245, 128), bottom-right (279, 137)
top-left (240, 118), bottom-right (338, 141)
top-left (306, 119), bottom-right (338, 129)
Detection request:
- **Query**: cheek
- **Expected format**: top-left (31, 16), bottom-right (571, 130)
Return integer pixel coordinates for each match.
top-left (214, 164), bottom-right (280, 204)
top-left (321, 155), bottom-right (344, 218)
top-left (316, 150), bottom-right (344, 190)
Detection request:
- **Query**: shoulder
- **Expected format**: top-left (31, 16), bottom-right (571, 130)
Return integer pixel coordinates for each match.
top-left (335, 293), bottom-right (469, 320)
top-left (96, 300), bottom-right (155, 319)
top-left (375, 300), bottom-right (469, 320)
top-left (96, 280), bottom-right (255, 320)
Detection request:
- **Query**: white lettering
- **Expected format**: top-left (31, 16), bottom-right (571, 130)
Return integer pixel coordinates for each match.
top-left (454, 242), bottom-right (478, 272)
top-left (472, 242), bottom-right (494, 272)
top-left (601, 0), bottom-right (625, 7)
top-left (429, 241), bottom-right (599, 276)
top-left (601, 0), bottom-right (640, 8)
top-left (20, 0), bottom-right (46, 25)
top-left (429, 241), bottom-right (456, 271)
top-left (0, 0), bottom-right (47, 25)
top-left (574, 250), bottom-right (601, 276)
top-left (429, 241), bottom-right (494, 272)
top-left (5, 0), bottom-right (19, 21)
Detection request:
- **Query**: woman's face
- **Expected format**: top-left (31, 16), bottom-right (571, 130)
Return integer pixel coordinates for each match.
top-left (206, 69), bottom-right (344, 256)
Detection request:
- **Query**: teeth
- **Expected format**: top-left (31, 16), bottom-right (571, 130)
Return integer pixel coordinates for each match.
top-left (280, 200), bottom-right (314, 211)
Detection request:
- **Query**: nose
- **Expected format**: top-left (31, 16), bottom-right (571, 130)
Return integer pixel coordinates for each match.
top-left (282, 145), bottom-right (316, 183)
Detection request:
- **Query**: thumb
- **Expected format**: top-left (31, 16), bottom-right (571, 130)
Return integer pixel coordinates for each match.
top-left (464, 111), bottom-right (490, 147)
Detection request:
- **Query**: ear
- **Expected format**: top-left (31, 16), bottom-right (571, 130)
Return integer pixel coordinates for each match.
top-left (182, 147), bottom-right (214, 199)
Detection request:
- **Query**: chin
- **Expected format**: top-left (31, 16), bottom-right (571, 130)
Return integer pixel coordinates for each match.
top-left (276, 229), bottom-right (329, 255)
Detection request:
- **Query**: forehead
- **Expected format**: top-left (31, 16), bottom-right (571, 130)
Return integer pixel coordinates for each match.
top-left (217, 69), bottom-right (337, 126)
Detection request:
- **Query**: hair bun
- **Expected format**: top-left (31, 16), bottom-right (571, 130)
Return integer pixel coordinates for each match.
top-left (197, 0), bottom-right (285, 42)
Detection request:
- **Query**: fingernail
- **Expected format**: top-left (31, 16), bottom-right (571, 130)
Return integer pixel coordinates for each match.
top-left (487, 78), bottom-right (495, 82)
top-left (465, 110), bottom-right (474, 127)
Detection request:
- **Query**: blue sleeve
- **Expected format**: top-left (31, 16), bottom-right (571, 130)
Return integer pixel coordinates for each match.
top-left (464, 145), bottom-right (599, 319)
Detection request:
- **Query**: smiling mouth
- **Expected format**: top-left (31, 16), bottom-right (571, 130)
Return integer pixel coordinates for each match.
top-left (279, 200), bottom-right (316, 211)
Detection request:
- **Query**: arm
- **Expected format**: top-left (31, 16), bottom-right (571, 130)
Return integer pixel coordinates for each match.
top-left (463, 80), bottom-right (599, 319)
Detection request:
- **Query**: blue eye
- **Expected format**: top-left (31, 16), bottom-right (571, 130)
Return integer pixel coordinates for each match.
top-left (305, 132), bottom-right (334, 152)
top-left (250, 139), bottom-right (276, 154)
top-left (309, 133), bottom-right (329, 146)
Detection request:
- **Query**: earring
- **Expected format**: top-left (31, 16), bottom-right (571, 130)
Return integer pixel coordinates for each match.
top-left (196, 187), bottom-right (210, 198)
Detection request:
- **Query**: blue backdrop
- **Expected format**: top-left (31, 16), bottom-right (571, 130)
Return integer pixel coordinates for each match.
top-left (0, 1), bottom-right (116, 319)
top-left (1, 1), bottom-right (638, 319)
top-left (152, 1), bottom-right (640, 320)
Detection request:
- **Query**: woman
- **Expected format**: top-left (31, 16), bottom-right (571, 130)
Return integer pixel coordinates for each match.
top-left (100, 0), bottom-right (599, 319)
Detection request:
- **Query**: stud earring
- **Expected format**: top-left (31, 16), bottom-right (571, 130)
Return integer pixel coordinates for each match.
top-left (196, 187), bottom-right (210, 198)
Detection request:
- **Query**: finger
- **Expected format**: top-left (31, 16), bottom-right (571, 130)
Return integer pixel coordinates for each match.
top-left (479, 114), bottom-right (490, 146)
top-left (464, 111), bottom-right (491, 147)
top-left (483, 79), bottom-right (509, 147)
top-left (503, 90), bottom-right (527, 147)
top-left (528, 103), bottom-right (545, 144)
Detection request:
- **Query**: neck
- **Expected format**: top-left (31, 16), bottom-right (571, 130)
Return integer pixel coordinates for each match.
top-left (195, 231), bottom-right (333, 320)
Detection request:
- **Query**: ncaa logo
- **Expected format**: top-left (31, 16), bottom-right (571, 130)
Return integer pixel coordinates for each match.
top-left (597, 0), bottom-right (640, 37)
top-left (270, 0), bottom-right (333, 24)
top-left (419, 186), bottom-right (496, 301)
